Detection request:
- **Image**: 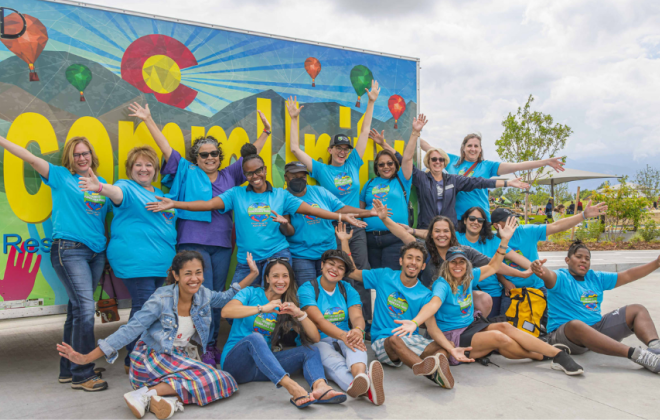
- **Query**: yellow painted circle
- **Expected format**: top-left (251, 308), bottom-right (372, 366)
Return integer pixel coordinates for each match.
top-left (142, 55), bottom-right (182, 94)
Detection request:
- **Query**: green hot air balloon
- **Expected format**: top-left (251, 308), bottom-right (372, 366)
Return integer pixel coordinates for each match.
top-left (65, 64), bottom-right (92, 102)
top-left (349, 65), bottom-right (374, 108)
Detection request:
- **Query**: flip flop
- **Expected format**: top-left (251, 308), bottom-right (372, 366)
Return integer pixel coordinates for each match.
top-left (314, 389), bottom-right (347, 405)
top-left (290, 394), bottom-right (315, 409)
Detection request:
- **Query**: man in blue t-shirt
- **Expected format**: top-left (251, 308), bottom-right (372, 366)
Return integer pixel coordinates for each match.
top-left (531, 241), bottom-right (660, 374)
top-left (339, 228), bottom-right (472, 390)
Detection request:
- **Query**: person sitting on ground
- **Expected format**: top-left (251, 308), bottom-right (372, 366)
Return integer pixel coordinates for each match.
top-left (530, 241), bottom-right (660, 374)
top-left (56, 251), bottom-right (250, 419)
top-left (297, 243), bottom-right (385, 405)
top-left (221, 259), bottom-right (347, 408)
top-left (391, 218), bottom-right (584, 376)
top-left (339, 223), bottom-right (473, 390)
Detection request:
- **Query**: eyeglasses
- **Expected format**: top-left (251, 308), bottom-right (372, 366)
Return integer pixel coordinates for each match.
top-left (468, 216), bottom-right (485, 223)
top-left (334, 146), bottom-right (351, 153)
top-left (430, 157), bottom-right (445, 163)
top-left (244, 166), bottom-right (265, 179)
top-left (377, 161), bottom-right (395, 168)
top-left (199, 151), bottom-right (220, 159)
top-left (73, 151), bottom-right (91, 159)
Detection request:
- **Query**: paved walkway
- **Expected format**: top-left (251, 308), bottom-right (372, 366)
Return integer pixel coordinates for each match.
top-left (541, 250), bottom-right (660, 272)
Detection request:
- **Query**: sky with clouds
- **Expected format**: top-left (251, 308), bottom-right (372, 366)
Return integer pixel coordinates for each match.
top-left (82, 0), bottom-right (660, 187)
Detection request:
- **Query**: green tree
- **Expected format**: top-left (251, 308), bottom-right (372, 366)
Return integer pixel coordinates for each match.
top-left (634, 164), bottom-right (660, 202)
top-left (496, 95), bottom-right (572, 222)
top-left (490, 187), bottom-right (504, 199)
top-left (593, 176), bottom-right (651, 240)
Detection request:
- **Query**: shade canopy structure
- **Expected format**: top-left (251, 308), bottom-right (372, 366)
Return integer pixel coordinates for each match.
top-left (492, 167), bottom-right (622, 197)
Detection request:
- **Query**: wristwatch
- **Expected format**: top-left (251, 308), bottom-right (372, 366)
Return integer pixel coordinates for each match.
top-left (257, 305), bottom-right (263, 314)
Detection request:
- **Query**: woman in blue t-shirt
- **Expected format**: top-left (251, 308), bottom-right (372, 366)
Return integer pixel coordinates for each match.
top-left (0, 135), bottom-right (111, 391)
top-left (221, 259), bottom-right (347, 408)
top-left (128, 102), bottom-right (270, 365)
top-left (79, 146), bottom-right (178, 371)
top-left (394, 219), bottom-right (584, 376)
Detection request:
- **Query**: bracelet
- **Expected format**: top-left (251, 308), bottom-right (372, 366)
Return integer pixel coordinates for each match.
top-left (338, 213), bottom-right (342, 223)
top-left (581, 211), bottom-right (586, 220)
top-left (263, 129), bottom-right (271, 135)
top-left (498, 244), bottom-right (507, 250)
top-left (413, 228), bottom-right (416, 236)
top-left (497, 250), bottom-right (507, 255)
top-left (296, 312), bottom-right (308, 322)
top-left (97, 183), bottom-right (103, 194)
top-left (257, 305), bottom-right (262, 314)
top-left (412, 319), bottom-right (419, 327)
top-left (347, 252), bottom-right (352, 256)
top-left (504, 180), bottom-right (508, 188)
top-left (412, 130), bottom-right (421, 137)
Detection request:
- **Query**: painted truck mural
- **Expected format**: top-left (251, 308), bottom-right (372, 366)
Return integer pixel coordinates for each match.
top-left (0, 0), bottom-right (419, 319)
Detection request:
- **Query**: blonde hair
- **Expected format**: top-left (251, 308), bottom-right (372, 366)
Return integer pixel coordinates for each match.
top-left (61, 137), bottom-right (99, 174)
top-left (125, 146), bottom-right (160, 182)
top-left (423, 147), bottom-right (450, 172)
top-left (436, 258), bottom-right (474, 294)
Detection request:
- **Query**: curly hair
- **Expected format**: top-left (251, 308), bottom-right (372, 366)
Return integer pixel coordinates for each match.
top-left (457, 206), bottom-right (494, 244)
top-left (567, 239), bottom-right (591, 258)
top-left (399, 241), bottom-right (428, 261)
top-left (425, 216), bottom-right (459, 269)
top-left (188, 136), bottom-right (224, 166)
top-left (165, 250), bottom-right (205, 285)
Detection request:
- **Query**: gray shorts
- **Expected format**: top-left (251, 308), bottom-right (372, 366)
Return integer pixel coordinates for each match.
top-left (546, 305), bottom-right (634, 355)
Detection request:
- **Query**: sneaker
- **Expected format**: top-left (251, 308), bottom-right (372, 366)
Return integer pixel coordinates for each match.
top-left (59, 367), bottom-right (105, 383)
top-left (211, 346), bottom-right (223, 365)
top-left (433, 353), bottom-right (454, 389)
top-left (347, 373), bottom-right (370, 399)
top-left (366, 360), bottom-right (385, 406)
top-left (550, 351), bottom-right (584, 376)
top-left (201, 350), bottom-right (217, 367)
top-left (124, 388), bottom-right (151, 419)
top-left (71, 376), bottom-right (108, 392)
top-left (647, 346), bottom-right (660, 356)
top-left (553, 343), bottom-right (572, 354)
top-left (412, 354), bottom-right (440, 376)
top-left (633, 348), bottom-right (660, 373)
top-left (125, 365), bottom-right (130, 375)
top-left (149, 396), bottom-right (184, 419)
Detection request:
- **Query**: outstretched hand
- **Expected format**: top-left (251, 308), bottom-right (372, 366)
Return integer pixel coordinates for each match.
top-left (583, 200), bottom-right (608, 219)
top-left (258, 110), bottom-right (272, 132)
top-left (495, 214), bottom-right (518, 241)
top-left (57, 342), bottom-right (88, 365)
top-left (128, 102), bottom-right (151, 121)
top-left (372, 199), bottom-right (389, 221)
top-left (546, 156), bottom-right (566, 173)
top-left (335, 222), bottom-right (353, 242)
top-left (366, 80), bottom-right (380, 102)
top-left (145, 196), bottom-right (174, 212)
top-left (412, 113), bottom-right (428, 132)
top-left (449, 347), bottom-right (475, 363)
top-left (342, 214), bottom-right (367, 228)
top-left (530, 259), bottom-right (547, 277)
top-left (369, 129), bottom-right (386, 145)
top-left (507, 177), bottom-right (530, 190)
top-left (270, 211), bottom-right (289, 225)
top-left (392, 319), bottom-right (418, 338)
top-left (246, 252), bottom-right (259, 275)
top-left (286, 96), bottom-right (304, 118)
top-left (78, 169), bottom-right (100, 192)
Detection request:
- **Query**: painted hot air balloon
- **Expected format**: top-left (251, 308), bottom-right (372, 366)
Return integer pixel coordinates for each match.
top-left (0, 13), bottom-right (48, 82)
top-left (349, 65), bottom-right (373, 108)
top-left (388, 95), bottom-right (406, 129)
top-left (305, 57), bottom-right (321, 87)
top-left (66, 64), bottom-right (92, 102)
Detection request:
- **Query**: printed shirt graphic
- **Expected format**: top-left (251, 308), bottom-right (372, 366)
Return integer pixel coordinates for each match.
top-left (360, 167), bottom-right (412, 232)
top-left (546, 268), bottom-right (618, 332)
top-left (40, 164), bottom-right (111, 253)
top-left (298, 279), bottom-right (362, 339)
top-left (221, 287), bottom-right (272, 368)
top-left (446, 153), bottom-right (500, 221)
top-left (457, 232), bottom-right (511, 297)
top-left (219, 185), bottom-right (303, 263)
top-left (503, 224), bottom-right (547, 289)
top-left (106, 180), bottom-right (177, 278)
top-left (311, 150), bottom-right (362, 207)
top-left (173, 316), bottom-right (196, 348)
top-left (363, 268), bottom-right (432, 342)
top-left (287, 186), bottom-right (344, 260)
top-left (432, 268), bottom-right (482, 331)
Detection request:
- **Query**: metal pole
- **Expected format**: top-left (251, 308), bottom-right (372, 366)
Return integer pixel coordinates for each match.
top-left (571, 186), bottom-right (581, 240)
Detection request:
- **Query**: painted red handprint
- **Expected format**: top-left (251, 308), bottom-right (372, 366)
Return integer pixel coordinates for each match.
top-left (0, 243), bottom-right (42, 302)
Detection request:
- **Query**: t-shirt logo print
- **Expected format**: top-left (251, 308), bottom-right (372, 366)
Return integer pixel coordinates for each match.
top-left (161, 209), bottom-right (175, 221)
top-left (83, 191), bottom-right (106, 212)
top-left (372, 184), bottom-right (390, 200)
top-left (459, 292), bottom-right (473, 315)
top-left (253, 313), bottom-right (277, 337)
top-left (248, 202), bottom-right (271, 222)
top-left (387, 292), bottom-right (409, 319)
top-left (334, 172), bottom-right (353, 192)
top-left (324, 307), bottom-right (345, 323)
top-left (504, 249), bottom-right (524, 269)
top-left (459, 167), bottom-right (475, 177)
top-left (305, 203), bottom-right (320, 220)
top-left (580, 290), bottom-right (599, 311)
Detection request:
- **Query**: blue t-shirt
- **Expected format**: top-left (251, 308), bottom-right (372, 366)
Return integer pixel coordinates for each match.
top-left (432, 268), bottom-right (481, 331)
top-left (447, 153), bottom-right (500, 221)
top-left (311, 150), bottom-right (362, 207)
top-left (106, 180), bottom-right (177, 278)
top-left (219, 184), bottom-right (303, 263)
top-left (503, 225), bottom-right (546, 289)
top-left (287, 186), bottom-right (344, 260)
top-left (456, 232), bottom-right (510, 297)
top-left (221, 287), bottom-right (275, 368)
top-left (547, 268), bottom-right (618, 332)
top-left (360, 167), bottom-right (412, 232)
top-left (363, 268), bottom-right (432, 342)
top-left (41, 164), bottom-right (111, 253)
top-left (298, 278), bottom-right (362, 339)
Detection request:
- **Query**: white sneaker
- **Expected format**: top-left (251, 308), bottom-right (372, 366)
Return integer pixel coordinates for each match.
top-left (347, 373), bottom-right (370, 398)
top-left (150, 395), bottom-right (184, 419)
top-left (634, 348), bottom-right (660, 374)
top-left (124, 388), bottom-right (151, 419)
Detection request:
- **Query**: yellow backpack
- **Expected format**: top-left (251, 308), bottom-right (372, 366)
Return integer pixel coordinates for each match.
top-left (505, 287), bottom-right (546, 337)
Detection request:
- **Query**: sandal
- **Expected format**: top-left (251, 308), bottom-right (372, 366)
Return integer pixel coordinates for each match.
top-left (290, 394), bottom-right (315, 409)
top-left (314, 389), bottom-right (347, 405)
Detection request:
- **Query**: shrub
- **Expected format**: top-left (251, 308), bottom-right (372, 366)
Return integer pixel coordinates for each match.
top-left (575, 220), bottom-right (604, 242)
top-left (638, 218), bottom-right (658, 242)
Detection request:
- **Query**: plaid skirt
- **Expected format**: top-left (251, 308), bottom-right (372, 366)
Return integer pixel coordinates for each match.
top-left (129, 341), bottom-right (238, 406)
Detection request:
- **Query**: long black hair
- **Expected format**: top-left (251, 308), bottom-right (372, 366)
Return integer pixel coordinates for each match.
top-left (165, 251), bottom-right (205, 285)
top-left (457, 206), bottom-right (494, 244)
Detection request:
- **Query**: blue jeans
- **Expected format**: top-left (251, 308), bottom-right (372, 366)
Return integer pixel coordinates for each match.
top-left (120, 276), bottom-right (165, 366)
top-left (366, 231), bottom-right (404, 270)
top-left (313, 337), bottom-right (368, 391)
top-left (177, 243), bottom-right (233, 347)
top-left (51, 240), bottom-right (106, 384)
top-left (223, 333), bottom-right (325, 388)
top-left (292, 258), bottom-right (322, 286)
top-left (232, 248), bottom-right (291, 287)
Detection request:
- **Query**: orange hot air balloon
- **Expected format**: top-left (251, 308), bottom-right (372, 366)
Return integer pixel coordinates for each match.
top-left (1, 13), bottom-right (48, 82)
top-left (388, 95), bottom-right (406, 129)
top-left (304, 57), bottom-right (321, 87)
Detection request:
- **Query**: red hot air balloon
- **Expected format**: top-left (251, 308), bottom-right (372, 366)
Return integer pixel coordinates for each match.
top-left (304, 57), bottom-right (321, 87)
top-left (0, 13), bottom-right (48, 82)
top-left (388, 95), bottom-right (406, 129)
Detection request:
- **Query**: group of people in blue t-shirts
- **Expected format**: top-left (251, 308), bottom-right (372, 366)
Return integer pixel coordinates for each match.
top-left (3, 79), bottom-right (659, 419)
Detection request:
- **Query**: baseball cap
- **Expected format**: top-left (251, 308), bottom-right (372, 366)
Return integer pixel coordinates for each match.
top-left (321, 250), bottom-right (355, 274)
top-left (284, 161), bottom-right (308, 174)
top-left (445, 247), bottom-right (468, 262)
top-left (329, 134), bottom-right (353, 149)
top-left (491, 208), bottom-right (514, 223)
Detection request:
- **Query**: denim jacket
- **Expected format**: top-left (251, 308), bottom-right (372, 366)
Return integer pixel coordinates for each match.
top-left (98, 283), bottom-right (241, 363)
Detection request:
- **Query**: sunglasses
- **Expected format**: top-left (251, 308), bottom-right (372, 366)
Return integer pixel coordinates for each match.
top-left (266, 257), bottom-right (289, 264)
top-left (199, 150), bottom-right (220, 159)
top-left (377, 161), bottom-right (395, 168)
top-left (244, 166), bottom-right (265, 179)
top-left (468, 216), bottom-right (485, 223)
top-left (430, 157), bottom-right (445, 163)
